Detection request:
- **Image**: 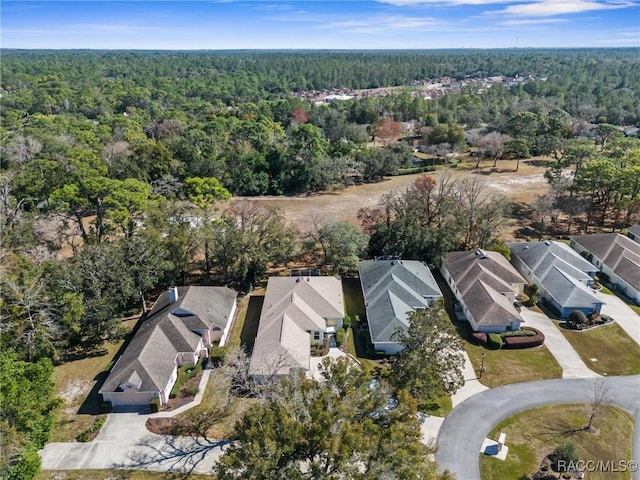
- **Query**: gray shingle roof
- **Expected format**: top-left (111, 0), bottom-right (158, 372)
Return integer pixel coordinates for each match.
top-left (100, 286), bottom-right (237, 394)
top-left (508, 241), bottom-right (603, 310)
top-left (359, 259), bottom-right (442, 345)
top-left (627, 225), bottom-right (640, 241)
top-left (444, 250), bottom-right (525, 327)
top-left (508, 241), bottom-right (598, 279)
top-left (570, 233), bottom-right (640, 289)
top-left (249, 277), bottom-right (344, 377)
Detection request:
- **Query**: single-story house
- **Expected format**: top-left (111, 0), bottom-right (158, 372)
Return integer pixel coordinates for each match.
top-left (508, 241), bottom-right (604, 318)
top-left (359, 259), bottom-right (442, 355)
top-left (627, 225), bottom-right (640, 244)
top-left (100, 286), bottom-right (237, 408)
top-left (570, 233), bottom-right (640, 304)
top-left (441, 250), bottom-right (526, 333)
top-left (248, 276), bottom-right (344, 379)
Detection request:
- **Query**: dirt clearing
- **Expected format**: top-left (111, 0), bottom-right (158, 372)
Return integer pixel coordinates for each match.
top-left (234, 159), bottom-right (550, 237)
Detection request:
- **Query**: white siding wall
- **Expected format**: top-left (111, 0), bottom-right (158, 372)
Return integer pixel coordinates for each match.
top-left (373, 342), bottom-right (403, 355)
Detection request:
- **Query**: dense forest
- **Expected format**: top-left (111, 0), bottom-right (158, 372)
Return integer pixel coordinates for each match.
top-left (1, 49), bottom-right (639, 479)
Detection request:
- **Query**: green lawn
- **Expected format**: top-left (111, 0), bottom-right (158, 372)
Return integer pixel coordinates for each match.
top-left (554, 321), bottom-right (640, 376)
top-left (464, 340), bottom-right (563, 388)
top-left (342, 278), bottom-right (386, 371)
top-left (432, 271), bottom-right (562, 388)
top-left (481, 404), bottom-right (633, 480)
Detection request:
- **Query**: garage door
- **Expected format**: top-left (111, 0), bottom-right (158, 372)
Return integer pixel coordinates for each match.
top-left (110, 391), bottom-right (155, 407)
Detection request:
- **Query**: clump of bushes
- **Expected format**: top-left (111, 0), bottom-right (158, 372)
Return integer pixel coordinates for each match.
top-left (170, 360), bottom-right (203, 398)
top-left (487, 333), bottom-right (503, 349)
top-left (336, 328), bottom-right (346, 347)
top-left (472, 332), bottom-right (487, 345)
top-left (149, 398), bottom-right (160, 413)
top-left (568, 310), bottom-right (587, 327)
top-left (502, 327), bottom-right (545, 348)
top-left (209, 346), bottom-right (231, 366)
top-left (77, 415), bottom-right (107, 442)
top-left (342, 315), bottom-right (352, 329)
top-left (550, 441), bottom-right (579, 472)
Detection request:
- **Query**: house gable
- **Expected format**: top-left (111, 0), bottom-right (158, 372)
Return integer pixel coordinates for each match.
top-left (249, 276), bottom-right (344, 377)
top-left (359, 259), bottom-right (443, 350)
top-left (100, 286), bottom-right (237, 406)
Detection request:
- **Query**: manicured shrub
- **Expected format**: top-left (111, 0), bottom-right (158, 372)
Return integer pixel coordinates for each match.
top-left (472, 332), bottom-right (487, 345)
top-left (209, 346), bottom-right (230, 366)
top-left (567, 310), bottom-right (587, 326)
top-left (503, 327), bottom-right (544, 348)
top-left (551, 441), bottom-right (579, 471)
top-left (487, 333), bottom-right (503, 349)
top-left (501, 329), bottom-right (536, 337)
top-left (336, 328), bottom-right (346, 347)
top-left (184, 384), bottom-right (199, 397)
top-left (342, 315), bottom-right (352, 329)
top-left (149, 398), bottom-right (160, 413)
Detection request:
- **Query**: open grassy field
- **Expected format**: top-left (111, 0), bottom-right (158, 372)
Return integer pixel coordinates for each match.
top-left (236, 158), bottom-right (552, 239)
top-left (480, 404), bottom-right (634, 480)
top-left (554, 321), bottom-right (640, 376)
top-left (50, 318), bottom-right (139, 442)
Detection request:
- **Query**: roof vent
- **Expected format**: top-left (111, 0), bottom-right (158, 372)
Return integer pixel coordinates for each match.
top-left (169, 286), bottom-right (179, 304)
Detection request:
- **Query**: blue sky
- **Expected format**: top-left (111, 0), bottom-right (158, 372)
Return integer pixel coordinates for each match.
top-left (2, 0), bottom-right (639, 49)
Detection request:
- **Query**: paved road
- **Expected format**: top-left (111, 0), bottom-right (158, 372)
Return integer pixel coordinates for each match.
top-left (435, 375), bottom-right (640, 480)
top-left (520, 309), bottom-right (600, 378)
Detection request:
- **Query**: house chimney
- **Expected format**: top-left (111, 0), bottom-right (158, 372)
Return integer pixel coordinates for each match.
top-left (169, 286), bottom-right (179, 304)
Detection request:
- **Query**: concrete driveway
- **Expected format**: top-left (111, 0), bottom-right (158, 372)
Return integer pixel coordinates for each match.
top-left (601, 293), bottom-right (640, 346)
top-left (41, 371), bottom-right (229, 474)
top-left (520, 308), bottom-right (599, 378)
top-left (40, 411), bottom-right (228, 473)
top-left (436, 375), bottom-right (640, 480)
top-left (309, 347), bottom-right (354, 381)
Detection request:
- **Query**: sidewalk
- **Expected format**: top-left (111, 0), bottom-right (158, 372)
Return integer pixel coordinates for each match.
top-left (520, 309), bottom-right (600, 379)
top-left (451, 351), bottom-right (489, 407)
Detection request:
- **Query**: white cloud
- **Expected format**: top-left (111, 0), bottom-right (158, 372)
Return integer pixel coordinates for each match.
top-left (378, 0), bottom-right (524, 5)
top-left (500, 17), bottom-right (569, 24)
top-left (329, 15), bottom-right (439, 32)
top-left (497, 0), bottom-right (636, 17)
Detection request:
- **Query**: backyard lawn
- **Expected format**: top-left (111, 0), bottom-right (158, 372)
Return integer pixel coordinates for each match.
top-left (480, 404), bottom-right (633, 480)
top-left (554, 321), bottom-right (640, 376)
top-left (50, 317), bottom-right (139, 442)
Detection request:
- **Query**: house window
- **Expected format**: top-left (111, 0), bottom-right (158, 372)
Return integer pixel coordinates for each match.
top-left (313, 332), bottom-right (321, 341)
